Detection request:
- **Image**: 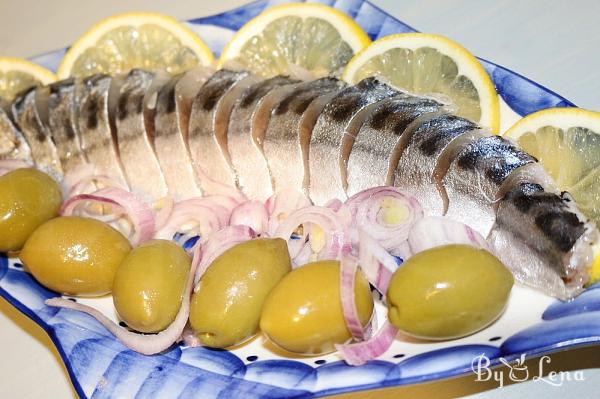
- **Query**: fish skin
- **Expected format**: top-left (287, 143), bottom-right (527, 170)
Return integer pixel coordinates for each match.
top-left (188, 69), bottom-right (255, 195)
top-left (227, 76), bottom-right (299, 201)
top-left (345, 95), bottom-right (444, 197)
top-left (153, 72), bottom-right (205, 200)
top-left (11, 86), bottom-right (62, 177)
top-left (0, 100), bottom-right (30, 161)
top-left (262, 77), bottom-right (346, 195)
top-left (394, 113), bottom-right (483, 216)
top-left (115, 69), bottom-right (169, 202)
top-left (489, 182), bottom-right (597, 300)
top-left (442, 135), bottom-right (536, 236)
top-left (308, 77), bottom-right (398, 204)
top-left (46, 78), bottom-right (88, 174)
top-left (77, 74), bottom-right (128, 188)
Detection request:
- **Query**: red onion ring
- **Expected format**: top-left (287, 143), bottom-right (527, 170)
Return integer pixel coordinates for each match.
top-left (193, 225), bottom-right (258, 287)
top-left (273, 206), bottom-right (350, 266)
top-left (45, 244), bottom-right (199, 356)
top-left (357, 229), bottom-right (398, 294)
top-left (336, 321), bottom-right (399, 366)
top-left (340, 255), bottom-right (367, 340)
top-left (154, 198), bottom-right (230, 241)
top-left (345, 186), bottom-right (423, 253)
top-left (266, 189), bottom-right (312, 236)
top-left (62, 164), bottom-right (125, 197)
top-left (61, 187), bottom-right (155, 246)
top-left (229, 200), bottom-right (269, 235)
top-left (154, 195), bottom-right (175, 232)
top-left (406, 216), bottom-right (491, 258)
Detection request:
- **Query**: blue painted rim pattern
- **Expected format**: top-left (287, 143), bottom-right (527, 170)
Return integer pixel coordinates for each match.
top-left (2, 0), bottom-right (593, 398)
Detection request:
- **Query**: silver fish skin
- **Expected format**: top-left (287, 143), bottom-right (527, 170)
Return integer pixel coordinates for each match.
top-left (227, 76), bottom-right (299, 201)
top-left (0, 100), bottom-right (30, 161)
top-left (77, 74), bottom-right (128, 188)
top-left (11, 86), bottom-right (62, 177)
top-left (188, 69), bottom-right (256, 196)
top-left (262, 77), bottom-right (346, 195)
top-left (394, 113), bottom-right (483, 216)
top-left (308, 77), bottom-right (398, 204)
top-left (115, 69), bottom-right (168, 202)
top-left (345, 95), bottom-right (444, 197)
top-left (489, 182), bottom-right (598, 300)
top-left (441, 135), bottom-right (536, 236)
top-left (46, 78), bottom-right (88, 174)
top-left (153, 70), bottom-right (207, 200)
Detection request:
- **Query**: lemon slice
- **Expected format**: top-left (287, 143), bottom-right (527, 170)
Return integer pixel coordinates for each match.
top-left (218, 3), bottom-right (371, 78)
top-left (504, 107), bottom-right (600, 227)
top-left (58, 12), bottom-right (214, 79)
top-left (342, 33), bottom-right (500, 132)
top-left (0, 57), bottom-right (56, 101)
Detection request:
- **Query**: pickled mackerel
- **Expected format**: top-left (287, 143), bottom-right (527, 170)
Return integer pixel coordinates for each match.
top-left (1, 69), bottom-right (598, 300)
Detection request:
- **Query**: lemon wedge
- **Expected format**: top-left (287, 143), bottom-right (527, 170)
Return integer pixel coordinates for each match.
top-left (0, 57), bottom-right (56, 101)
top-left (218, 3), bottom-right (371, 78)
top-left (57, 12), bottom-right (214, 79)
top-left (342, 33), bottom-right (500, 132)
top-left (504, 107), bottom-right (600, 227)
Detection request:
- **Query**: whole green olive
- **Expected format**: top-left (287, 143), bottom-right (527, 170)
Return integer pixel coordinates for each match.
top-left (20, 216), bottom-right (131, 296)
top-left (113, 239), bottom-right (190, 333)
top-left (260, 260), bottom-right (374, 355)
top-left (0, 168), bottom-right (62, 251)
top-left (189, 238), bottom-right (291, 348)
top-left (387, 244), bottom-right (513, 340)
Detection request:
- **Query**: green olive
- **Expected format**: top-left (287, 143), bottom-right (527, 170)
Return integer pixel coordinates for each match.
top-left (113, 239), bottom-right (190, 333)
top-left (0, 168), bottom-right (62, 251)
top-left (260, 260), bottom-right (374, 355)
top-left (189, 238), bottom-right (291, 348)
top-left (387, 244), bottom-right (513, 340)
top-left (20, 216), bottom-right (131, 296)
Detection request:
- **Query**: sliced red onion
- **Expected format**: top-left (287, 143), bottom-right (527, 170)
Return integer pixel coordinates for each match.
top-left (273, 206), bottom-right (349, 266)
top-left (62, 163), bottom-right (125, 197)
top-left (229, 200), bottom-right (269, 235)
top-left (340, 255), bottom-right (367, 340)
top-left (154, 198), bottom-right (230, 242)
top-left (61, 187), bottom-right (155, 246)
top-left (45, 244), bottom-right (200, 356)
top-left (406, 216), bottom-right (491, 258)
top-left (335, 321), bottom-right (399, 366)
top-left (357, 229), bottom-right (398, 294)
top-left (266, 189), bottom-right (312, 236)
top-left (193, 225), bottom-right (258, 287)
top-left (154, 195), bottom-right (175, 232)
top-left (345, 186), bottom-right (423, 253)
top-left (324, 198), bottom-right (343, 212)
top-left (0, 159), bottom-right (32, 176)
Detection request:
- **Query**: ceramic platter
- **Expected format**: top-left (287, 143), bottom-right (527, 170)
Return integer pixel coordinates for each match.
top-left (2, 0), bottom-right (599, 398)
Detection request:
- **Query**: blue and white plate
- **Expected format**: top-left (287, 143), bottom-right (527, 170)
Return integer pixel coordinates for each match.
top-left (2, 0), bottom-right (597, 398)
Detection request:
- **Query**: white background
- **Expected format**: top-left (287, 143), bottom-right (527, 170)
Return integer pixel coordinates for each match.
top-left (0, 1), bottom-right (599, 398)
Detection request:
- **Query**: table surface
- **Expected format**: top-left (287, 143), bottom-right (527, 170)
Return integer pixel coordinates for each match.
top-left (1, 1), bottom-right (599, 398)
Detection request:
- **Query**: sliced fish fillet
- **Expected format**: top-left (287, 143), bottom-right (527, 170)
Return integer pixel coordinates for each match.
top-left (0, 101), bottom-right (30, 161)
top-left (188, 69), bottom-right (257, 195)
top-left (115, 69), bottom-right (168, 202)
top-left (441, 135), bottom-right (536, 236)
top-left (11, 87), bottom-right (62, 177)
top-left (46, 78), bottom-right (88, 174)
top-left (227, 76), bottom-right (299, 200)
top-left (77, 74), bottom-right (128, 188)
top-left (262, 77), bottom-right (346, 195)
top-left (394, 114), bottom-right (483, 216)
top-left (490, 182), bottom-right (598, 300)
top-left (308, 77), bottom-right (398, 204)
top-left (154, 69), bottom-right (208, 200)
top-left (345, 95), bottom-right (444, 197)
